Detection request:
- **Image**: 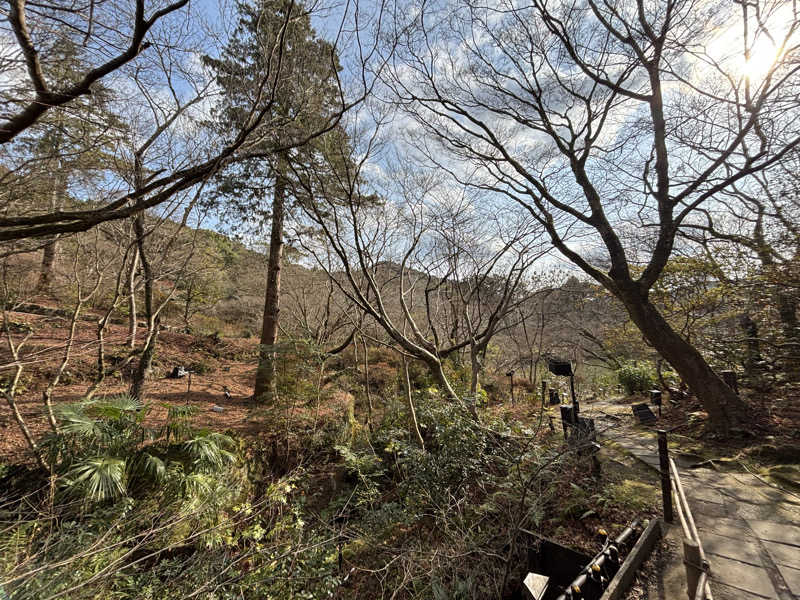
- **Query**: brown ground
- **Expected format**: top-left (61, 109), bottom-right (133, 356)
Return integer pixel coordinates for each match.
top-left (0, 307), bottom-right (269, 464)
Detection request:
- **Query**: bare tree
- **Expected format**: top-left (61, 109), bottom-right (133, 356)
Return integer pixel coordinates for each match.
top-left (682, 152), bottom-right (800, 376)
top-left (383, 0), bottom-right (800, 433)
top-left (1, 228), bottom-right (111, 469)
top-left (121, 40), bottom-right (214, 400)
top-left (296, 130), bottom-right (546, 416)
top-left (0, 0), bottom-right (376, 246)
top-left (0, 0), bottom-right (190, 143)
top-left (279, 260), bottom-right (357, 351)
top-left (426, 194), bottom-right (546, 394)
top-left (0, 289), bottom-right (44, 468)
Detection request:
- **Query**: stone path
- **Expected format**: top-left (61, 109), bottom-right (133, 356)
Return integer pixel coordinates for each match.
top-left (590, 407), bottom-right (800, 600)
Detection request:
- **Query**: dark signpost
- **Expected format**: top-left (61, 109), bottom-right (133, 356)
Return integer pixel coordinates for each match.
top-left (548, 357), bottom-right (579, 432)
top-left (560, 405), bottom-right (574, 440)
top-left (549, 389), bottom-right (560, 405)
top-left (549, 358), bottom-right (598, 470)
top-left (548, 357), bottom-right (573, 377)
top-left (650, 389), bottom-right (662, 417)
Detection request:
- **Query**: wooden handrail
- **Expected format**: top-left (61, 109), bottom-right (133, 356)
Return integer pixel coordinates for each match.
top-left (669, 457), bottom-right (713, 600)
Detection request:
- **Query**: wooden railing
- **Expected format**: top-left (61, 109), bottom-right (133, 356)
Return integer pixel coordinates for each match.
top-left (658, 430), bottom-right (713, 600)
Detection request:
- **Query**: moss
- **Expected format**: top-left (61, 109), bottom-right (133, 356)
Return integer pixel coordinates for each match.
top-left (604, 479), bottom-right (660, 513)
top-left (765, 464), bottom-right (800, 493)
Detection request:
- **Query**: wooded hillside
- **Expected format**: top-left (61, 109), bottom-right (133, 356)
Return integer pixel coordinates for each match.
top-left (1, 0), bottom-right (799, 598)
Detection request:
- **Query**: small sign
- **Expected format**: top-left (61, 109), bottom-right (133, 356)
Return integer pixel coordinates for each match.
top-left (548, 358), bottom-right (573, 376)
top-left (522, 572), bottom-right (549, 600)
top-left (632, 403), bottom-right (657, 424)
top-left (650, 389), bottom-right (662, 406)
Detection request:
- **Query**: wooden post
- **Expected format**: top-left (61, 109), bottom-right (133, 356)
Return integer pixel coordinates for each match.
top-left (185, 371), bottom-right (193, 405)
top-left (658, 430), bottom-right (673, 523)
top-left (550, 388), bottom-right (558, 405)
top-left (541, 379), bottom-right (547, 407)
top-left (570, 375), bottom-right (579, 420)
top-left (592, 452), bottom-right (601, 476)
top-left (683, 538), bottom-right (702, 599)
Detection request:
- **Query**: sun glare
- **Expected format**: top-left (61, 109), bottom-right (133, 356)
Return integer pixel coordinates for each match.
top-left (741, 37), bottom-right (783, 81)
top-left (705, 3), bottom-right (795, 86)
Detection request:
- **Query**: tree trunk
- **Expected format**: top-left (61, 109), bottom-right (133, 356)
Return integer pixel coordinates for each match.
top-left (469, 343), bottom-right (481, 396)
top-left (403, 355), bottom-right (425, 451)
top-left (254, 166), bottom-right (287, 403)
top-left (428, 357), bottom-right (479, 420)
top-left (36, 172), bottom-right (64, 295)
top-left (184, 280), bottom-right (194, 333)
top-left (127, 250), bottom-right (139, 348)
top-left (428, 359), bottom-right (457, 399)
top-left (130, 156), bottom-right (158, 401)
top-left (620, 287), bottom-right (748, 435)
top-left (739, 313), bottom-right (762, 376)
top-left (361, 337), bottom-right (373, 431)
top-left (36, 239), bottom-right (58, 295)
top-left (131, 328), bottom-right (158, 401)
top-left (775, 290), bottom-right (800, 378)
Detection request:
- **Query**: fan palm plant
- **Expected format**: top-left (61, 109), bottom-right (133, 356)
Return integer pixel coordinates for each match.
top-left (43, 395), bottom-right (237, 504)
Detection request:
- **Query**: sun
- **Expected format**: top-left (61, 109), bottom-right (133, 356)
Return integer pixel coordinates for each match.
top-left (741, 37), bottom-right (783, 81)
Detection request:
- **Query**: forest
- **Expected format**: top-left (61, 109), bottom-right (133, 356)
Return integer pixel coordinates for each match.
top-left (0, 0), bottom-right (799, 598)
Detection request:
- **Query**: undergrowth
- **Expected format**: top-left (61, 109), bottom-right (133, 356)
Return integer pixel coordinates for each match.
top-left (0, 391), bottom-right (650, 600)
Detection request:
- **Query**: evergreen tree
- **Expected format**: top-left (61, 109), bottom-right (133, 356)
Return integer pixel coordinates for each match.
top-left (205, 0), bottom-right (346, 402)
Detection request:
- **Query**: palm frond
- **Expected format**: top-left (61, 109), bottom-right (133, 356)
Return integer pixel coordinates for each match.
top-left (64, 456), bottom-right (127, 502)
top-left (91, 395), bottom-right (144, 420)
top-left (132, 452), bottom-right (167, 484)
top-left (162, 404), bottom-right (199, 443)
top-left (181, 472), bottom-right (215, 498)
top-left (181, 432), bottom-right (236, 471)
top-left (56, 404), bottom-right (102, 438)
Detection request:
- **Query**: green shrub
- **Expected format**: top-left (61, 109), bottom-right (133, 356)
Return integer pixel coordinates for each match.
top-left (616, 361), bottom-right (657, 395)
top-left (42, 395), bottom-right (238, 504)
top-left (1, 395), bottom-right (346, 600)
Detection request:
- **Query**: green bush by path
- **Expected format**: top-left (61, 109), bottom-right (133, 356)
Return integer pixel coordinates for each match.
top-left (616, 361), bottom-right (657, 395)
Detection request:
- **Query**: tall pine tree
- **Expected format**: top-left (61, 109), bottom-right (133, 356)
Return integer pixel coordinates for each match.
top-left (205, 0), bottom-right (345, 402)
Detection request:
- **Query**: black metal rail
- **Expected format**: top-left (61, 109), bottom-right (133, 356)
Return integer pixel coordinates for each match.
top-left (554, 520), bottom-right (641, 600)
